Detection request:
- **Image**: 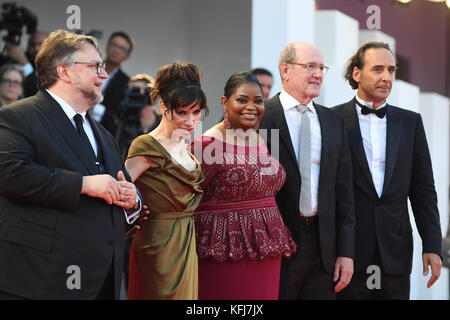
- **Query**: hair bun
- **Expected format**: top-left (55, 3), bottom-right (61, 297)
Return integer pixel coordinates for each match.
top-left (173, 79), bottom-right (201, 88)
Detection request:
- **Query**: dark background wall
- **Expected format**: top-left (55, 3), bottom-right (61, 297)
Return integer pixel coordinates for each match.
top-left (316, 0), bottom-right (450, 97)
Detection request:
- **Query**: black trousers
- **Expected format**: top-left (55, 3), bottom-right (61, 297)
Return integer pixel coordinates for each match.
top-left (0, 262), bottom-right (116, 300)
top-left (279, 220), bottom-right (335, 300)
top-left (0, 291), bottom-right (27, 300)
top-left (96, 260), bottom-right (116, 300)
top-left (337, 247), bottom-right (410, 300)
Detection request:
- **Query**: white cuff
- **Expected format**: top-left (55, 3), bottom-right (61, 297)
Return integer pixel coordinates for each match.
top-left (123, 195), bottom-right (142, 224)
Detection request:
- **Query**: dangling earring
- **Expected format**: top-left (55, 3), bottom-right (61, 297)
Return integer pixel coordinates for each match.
top-left (223, 111), bottom-right (232, 129)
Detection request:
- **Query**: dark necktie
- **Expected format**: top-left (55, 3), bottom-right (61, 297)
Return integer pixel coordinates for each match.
top-left (355, 99), bottom-right (387, 119)
top-left (73, 113), bottom-right (97, 159)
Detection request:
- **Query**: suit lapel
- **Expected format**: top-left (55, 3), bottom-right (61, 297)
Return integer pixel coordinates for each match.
top-left (314, 104), bottom-right (329, 189)
top-left (36, 90), bottom-right (100, 175)
top-left (268, 95), bottom-right (300, 176)
top-left (382, 105), bottom-right (402, 195)
top-left (342, 99), bottom-right (377, 194)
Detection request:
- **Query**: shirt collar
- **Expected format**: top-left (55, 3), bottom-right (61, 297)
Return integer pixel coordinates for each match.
top-left (355, 94), bottom-right (387, 111)
top-left (280, 89), bottom-right (317, 114)
top-left (46, 89), bottom-right (87, 122)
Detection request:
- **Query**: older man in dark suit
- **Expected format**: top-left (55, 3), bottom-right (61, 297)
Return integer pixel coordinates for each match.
top-left (260, 41), bottom-right (355, 299)
top-left (0, 30), bottom-right (140, 300)
top-left (332, 41), bottom-right (442, 300)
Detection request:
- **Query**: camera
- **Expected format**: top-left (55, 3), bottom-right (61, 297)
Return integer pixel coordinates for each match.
top-left (115, 85), bottom-right (153, 157)
top-left (121, 85), bottom-right (152, 111)
top-left (0, 2), bottom-right (37, 46)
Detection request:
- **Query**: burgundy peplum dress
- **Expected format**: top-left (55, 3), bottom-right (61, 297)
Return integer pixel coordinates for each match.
top-left (191, 136), bottom-right (297, 300)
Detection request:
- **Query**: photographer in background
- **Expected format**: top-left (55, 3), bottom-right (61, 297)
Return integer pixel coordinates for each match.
top-left (4, 31), bottom-right (47, 78)
top-left (129, 74), bottom-right (161, 133)
top-left (10, 31), bottom-right (48, 98)
top-left (1, 2), bottom-right (46, 98)
top-left (0, 63), bottom-right (23, 107)
top-left (0, 3), bottom-right (38, 68)
top-left (91, 31), bottom-right (134, 137)
top-left (116, 73), bottom-right (161, 159)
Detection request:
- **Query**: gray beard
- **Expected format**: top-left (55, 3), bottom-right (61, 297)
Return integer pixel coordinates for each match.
top-left (74, 74), bottom-right (103, 107)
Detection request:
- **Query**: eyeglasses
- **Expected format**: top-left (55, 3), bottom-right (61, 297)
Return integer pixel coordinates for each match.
top-left (0, 79), bottom-right (22, 87)
top-left (287, 62), bottom-right (329, 75)
top-left (74, 61), bottom-right (106, 74)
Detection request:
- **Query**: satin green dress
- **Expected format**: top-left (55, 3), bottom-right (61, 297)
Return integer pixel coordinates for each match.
top-left (126, 134), bottom-right (203, 300)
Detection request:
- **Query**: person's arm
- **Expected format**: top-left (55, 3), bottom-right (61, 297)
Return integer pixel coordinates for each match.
top-left (334, 116), bottom-right (356, 258)
top-left (5, 43), bottom-right (33, 77)
top-left (333, 116), bottom-right (356, 293)
top-left (113, 170), bottom-right (140, 224)
top-left (5, 43), bottom-right (29, 65)
top-left (81, 174), bottom-right (122, 205)
top-left (125, 155), bottom-right (159, 183)
top-left (0, 106), bottom-right (128, 211)
top-left (122, 156), bottom-right (158, 226)
top-left (408, 114), bottom-right (442, 288)
top-left (0, 107), bottom-right (81, 212)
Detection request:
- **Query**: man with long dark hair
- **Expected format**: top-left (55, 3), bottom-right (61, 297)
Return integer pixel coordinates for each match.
top-left (333, 41), bottom-right (442, 299)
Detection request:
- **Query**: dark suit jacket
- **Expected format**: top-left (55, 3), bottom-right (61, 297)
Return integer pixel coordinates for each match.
top-left (0, 89), bottom-right (129, 299)
top-left (332, 98), bottom-right (441, 275)
top-left (23, 71), bottom-right (38, 98)
top-left (100, 68), bottom-right (129, 137)
top-left (259, 93), bottom-right (355, 273)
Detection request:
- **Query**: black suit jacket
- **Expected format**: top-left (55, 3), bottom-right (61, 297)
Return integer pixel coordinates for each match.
top-left (23, 71), bottom-right (38, 98)
top-left (100, 68), bottom-right (130, 137)
top-left (259, 94), bottom-right (355, 273)
top-left (332, 98), bottom-right (441, 275)
top-left (0, 90), bottom-right (129, 299)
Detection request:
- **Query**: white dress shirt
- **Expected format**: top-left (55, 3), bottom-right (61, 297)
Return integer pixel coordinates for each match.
top-left (46, 89), bottom-right (140, 224)
top-left (280, 89), bottom-right (321, 216)
top-left (46, 89), bottom-right (98, 156)
top-left (355, 95), bottom-right (387, 198)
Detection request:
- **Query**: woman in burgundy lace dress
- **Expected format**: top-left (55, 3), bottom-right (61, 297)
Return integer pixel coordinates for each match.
top-left (191, 72), bottom-right (297, 300)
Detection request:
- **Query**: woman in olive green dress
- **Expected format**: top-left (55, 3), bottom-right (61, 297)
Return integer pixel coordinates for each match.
top-left (125, 62), bottom-right (208, 300)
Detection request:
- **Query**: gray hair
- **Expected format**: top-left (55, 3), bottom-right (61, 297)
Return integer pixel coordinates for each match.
top-left (35, 29), bottom-right (101, 89)
top-left (277, 43), bottom-right (297, 80)
top-left (0, 64), bottom-right (25, 83)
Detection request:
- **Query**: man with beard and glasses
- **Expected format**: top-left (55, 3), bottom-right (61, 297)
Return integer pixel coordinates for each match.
top-left (0, 30), bottom-right (142, 300)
